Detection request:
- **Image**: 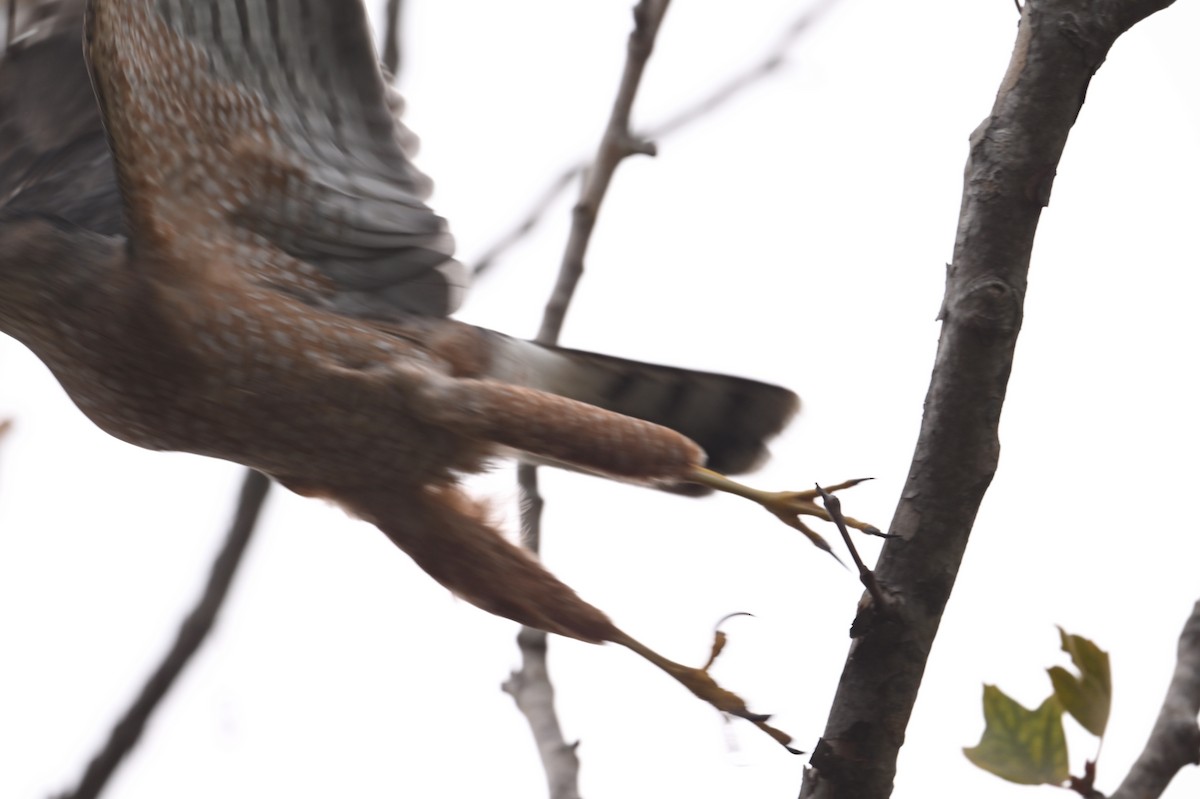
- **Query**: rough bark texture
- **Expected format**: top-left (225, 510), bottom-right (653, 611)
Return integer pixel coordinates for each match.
top-left (800, 0), bottom-right (1177, 796)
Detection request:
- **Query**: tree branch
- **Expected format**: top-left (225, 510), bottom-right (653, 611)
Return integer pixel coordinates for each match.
top-left (799, 0), bottom-right (1178, 796)
top-left (503, 3), bottom-right (672, 797)
top-left (470, 166), bottom-right (581, 279)
top-left (1110, 600), bottom-right (1200, 799)
top-left (646, 0), bottom-right (834, 141)
top-left (534, 0), bottom-right (667, 345)
top-left (57, 470), bottom-right (271, 799)
top-left (502, 619), bottom-right (583, 799)
top-left (470, 0), bottom-right (836, 279)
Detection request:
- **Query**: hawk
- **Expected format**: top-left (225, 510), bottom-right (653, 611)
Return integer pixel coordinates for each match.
top-left (0, 0), bottom-right (871, 745)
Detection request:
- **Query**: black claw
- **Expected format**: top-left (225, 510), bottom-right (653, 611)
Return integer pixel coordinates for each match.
top-left (715, 611), bottom-right (755, 628)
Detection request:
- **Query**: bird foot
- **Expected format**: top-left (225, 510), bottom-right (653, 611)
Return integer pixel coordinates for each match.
top-left (610, 628), bottom-right (800, 753)
top-left (687, 469), bottom-right (881, 559)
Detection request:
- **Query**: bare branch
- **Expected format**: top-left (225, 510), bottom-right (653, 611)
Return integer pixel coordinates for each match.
top-left (799, 0), bottom-right (1179, 796)
top-left (1110, 600), bottom-right (1200, 799)
top-left (470, 166), bottom-right (581, 278)
top-left (471, 0), bottom-right (837, 279)
top-left (502, 464), bottom-right (583, 799)
top-left (534, 0), bottom-right (668, 345)
top-left (507, 2), bottom-right (673, 796)
top-left (502, 624), bottom-right (583, 799)
top-left (815, 484), bottom-right (889, 612)
top-left (646, 0), bottom-right (836, 141)
top-left (57, 470), bottom-right (271, 799)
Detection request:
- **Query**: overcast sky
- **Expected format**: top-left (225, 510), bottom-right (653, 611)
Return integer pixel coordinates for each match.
top-left (2, 1), bottom-right (1199, 797)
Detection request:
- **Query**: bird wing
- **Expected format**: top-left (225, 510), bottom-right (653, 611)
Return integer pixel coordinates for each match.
top-left (0, 0), bottom-right (123, 236)
top-left (85, 0), bottom-right (466, 317)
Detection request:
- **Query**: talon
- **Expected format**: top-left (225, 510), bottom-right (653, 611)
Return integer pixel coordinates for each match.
top-left (610, 629), bottom-right (796, 752)
top-left (687, 468), bottom-right (880, 557)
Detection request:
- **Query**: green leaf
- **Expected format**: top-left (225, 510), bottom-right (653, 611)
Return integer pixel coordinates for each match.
top-left (964, 685), bottom-right (1069, 785)
top-left (1047, 627), bottom-right (1111, 738)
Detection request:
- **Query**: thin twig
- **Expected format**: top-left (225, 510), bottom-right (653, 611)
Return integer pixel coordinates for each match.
top-left (814, 484), bottom-right (887, 611)
top-left (505, 2), bottom-right (673, 797)
top-left (57, 470), bottom-right (271, 799)
top-left (501, 625), bottom-right (583, 799)
top-left (534, 0), bottom-right (667, 345)
top-left (646, 0), bottom-right (836, 141)
top-left (500, 464), bottom-right (583, 799)
top-left (470, 0), bottom-right (838, 279)
top-left (470, 166), bottom-right (581, 278)
top-left (1110, 600), bottom-right (1200, 799)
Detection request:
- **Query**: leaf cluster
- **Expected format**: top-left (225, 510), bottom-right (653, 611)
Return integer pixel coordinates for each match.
top-left (964, 628), bottom-right (1112, 790)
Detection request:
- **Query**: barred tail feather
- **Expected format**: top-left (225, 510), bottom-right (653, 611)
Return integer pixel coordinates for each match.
top-left (488, 335), bottom-right (799, 478)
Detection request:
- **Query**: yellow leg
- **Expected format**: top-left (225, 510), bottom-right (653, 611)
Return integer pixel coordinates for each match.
top-left (609, 628), bottom-right (800, 753)
top-left (687, 467), bottom-right (879, 558)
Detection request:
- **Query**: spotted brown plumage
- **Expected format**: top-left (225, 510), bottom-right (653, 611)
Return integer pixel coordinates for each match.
top-left (1, 0), bottom-right (873, 747)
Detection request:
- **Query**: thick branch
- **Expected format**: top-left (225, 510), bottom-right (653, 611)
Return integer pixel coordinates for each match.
top-left (57, 470), bottom-right (270, 799)
top-left (799, 0), bottom-right (1177, 796)
top-left (506, 3), bottom-right (672, 797)
top-left (1110, 601), bottom-right (1200, 799)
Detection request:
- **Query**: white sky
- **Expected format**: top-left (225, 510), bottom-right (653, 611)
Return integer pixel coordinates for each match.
top-left (2, 1), bottom-right (1199, 797)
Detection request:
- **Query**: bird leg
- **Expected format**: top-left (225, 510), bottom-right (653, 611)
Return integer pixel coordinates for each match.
top-left (416, 376), bottom-right (708, 482)
top-left (610, 628), bottom-right (799, 752)
top-left (333, 482), bottom-right (796, 750)
top-left (687, 469), bottom-right (880, 558)
top-left (414, 376), bottom-right (880, 556)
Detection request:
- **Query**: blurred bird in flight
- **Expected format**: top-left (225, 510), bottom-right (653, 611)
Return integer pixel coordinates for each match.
top-left (0, 0), bottom-right (872, 747)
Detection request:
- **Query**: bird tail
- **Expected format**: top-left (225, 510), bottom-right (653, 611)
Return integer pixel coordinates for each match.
top-left (485, 334), bottom-right (800, 480)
